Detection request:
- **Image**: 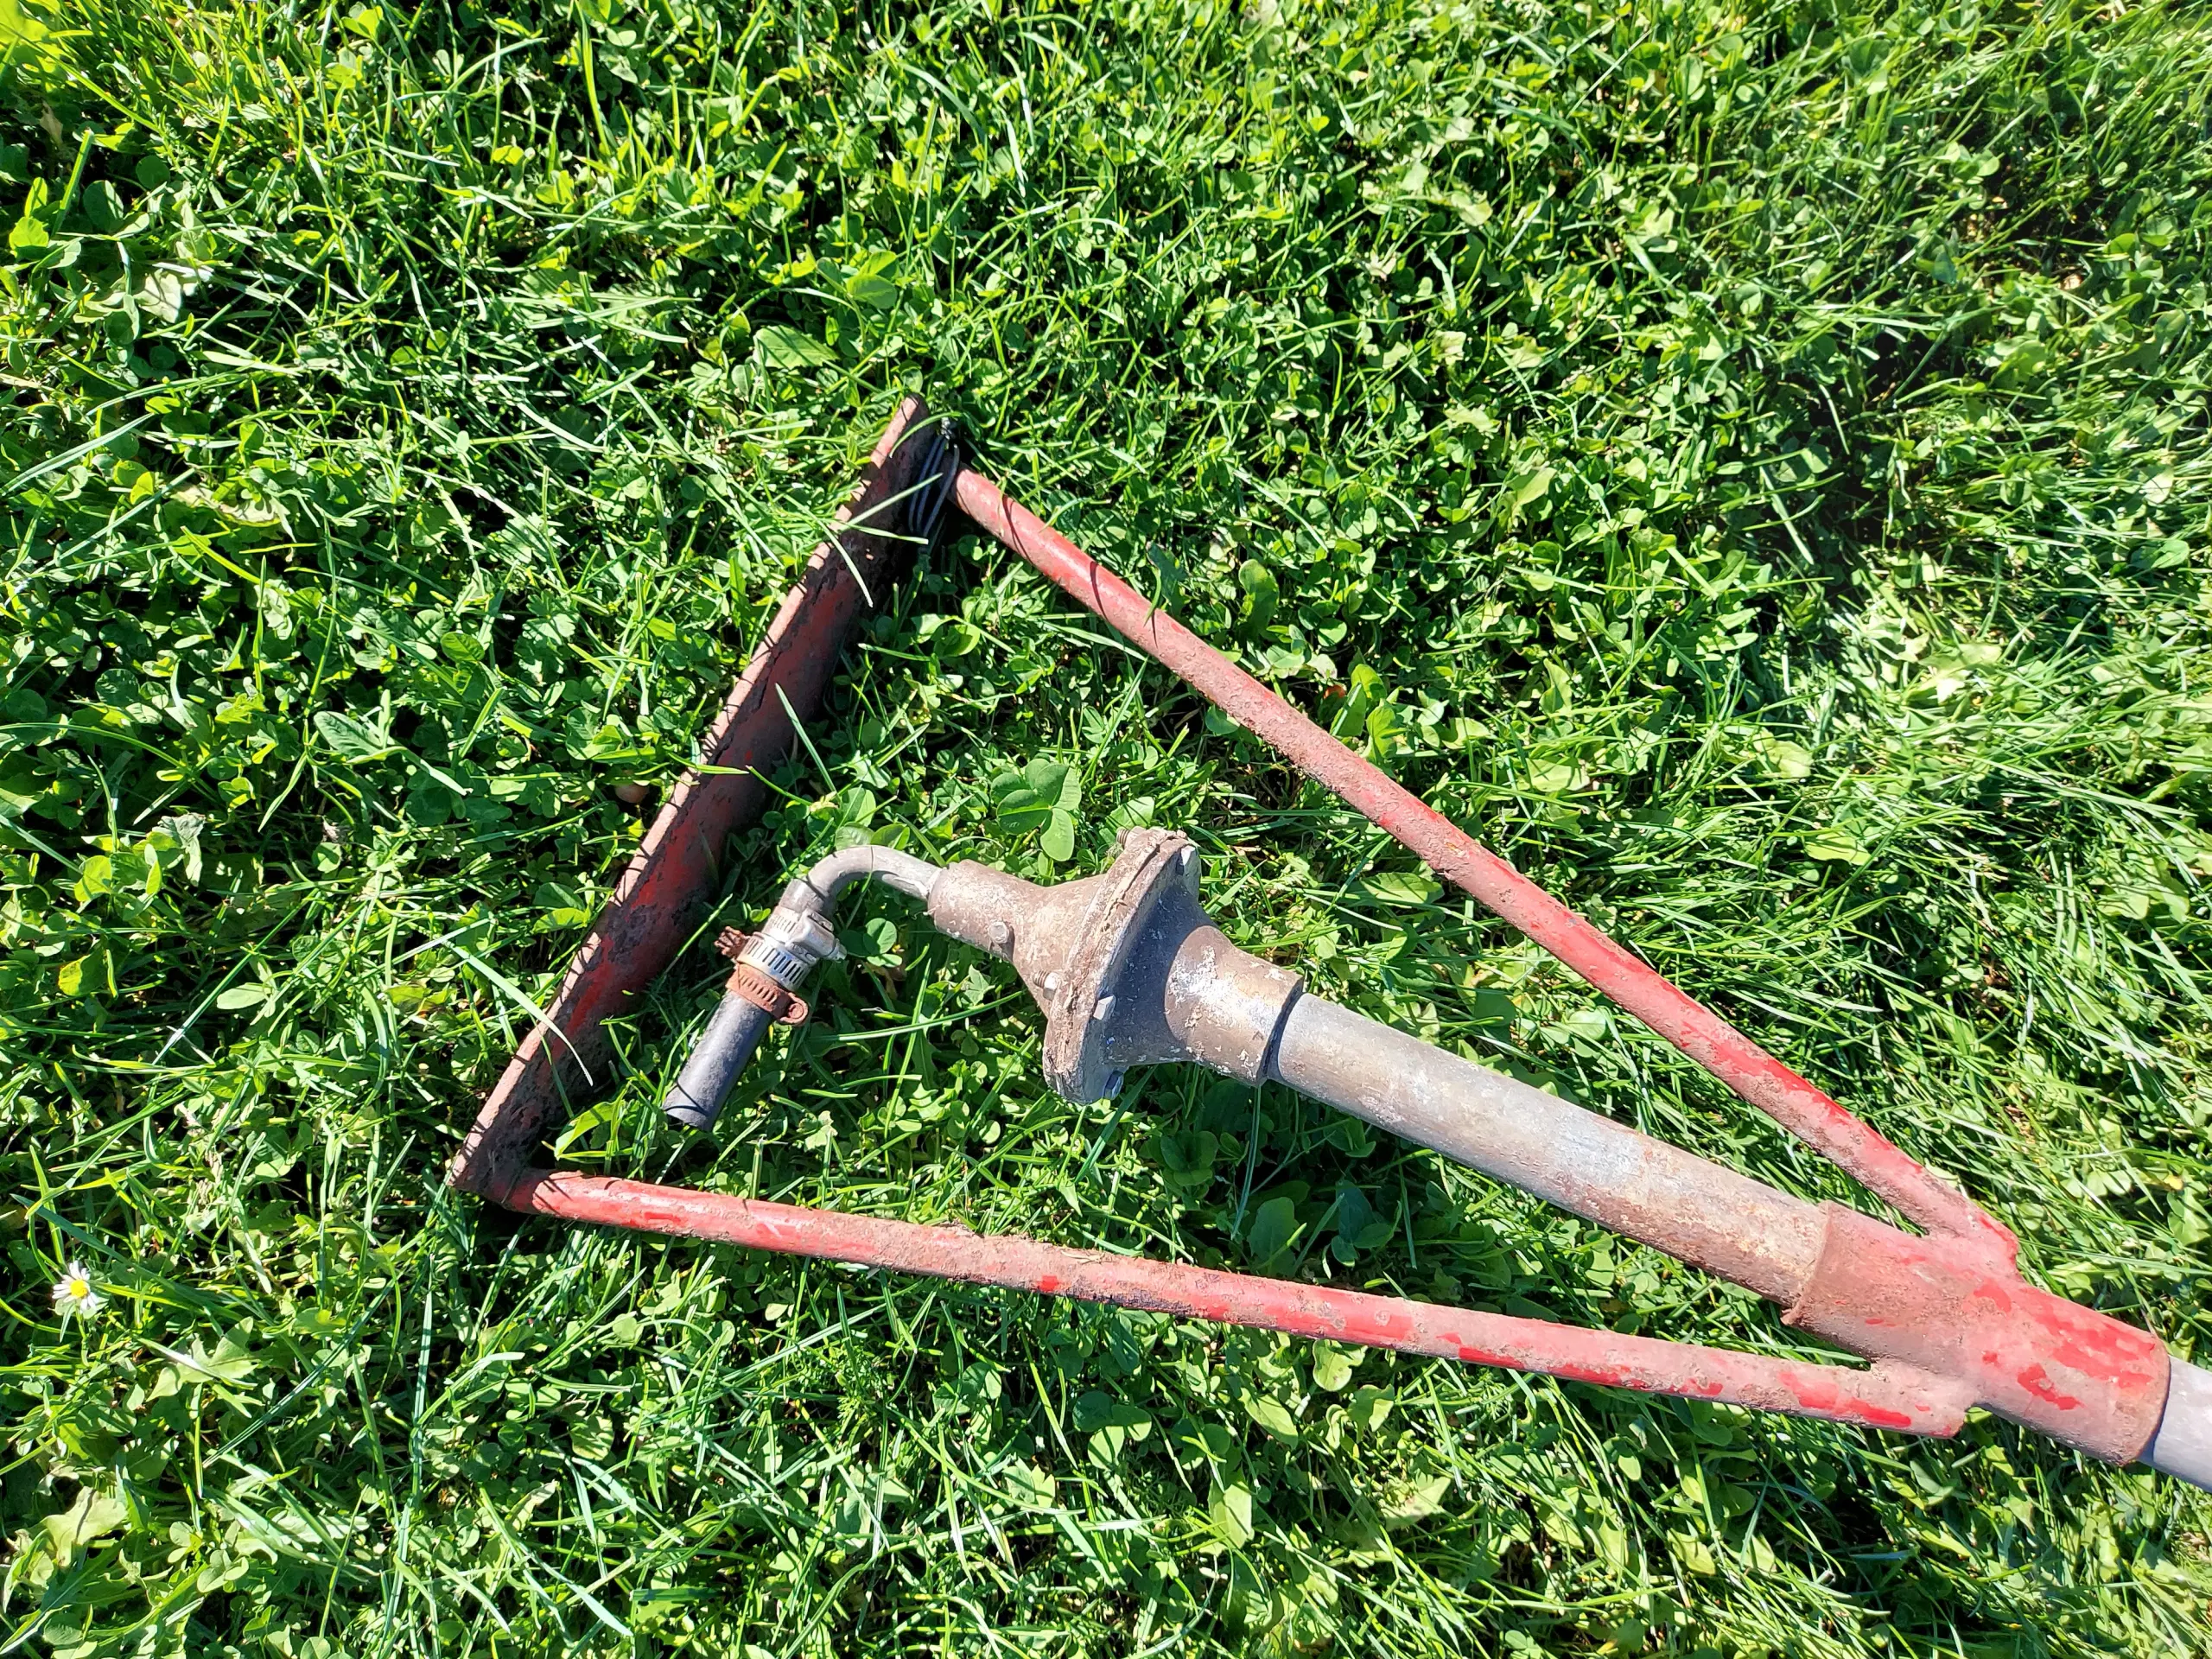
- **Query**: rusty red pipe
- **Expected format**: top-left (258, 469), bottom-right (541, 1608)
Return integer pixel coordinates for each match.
top-left (953, 465), bottom-right (2015, 1262)
top-left (510, 1170), bottom-right (1970, 1438)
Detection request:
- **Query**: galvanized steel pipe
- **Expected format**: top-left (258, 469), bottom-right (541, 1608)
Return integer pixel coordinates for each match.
top-left (1268, 993), bottom-right (1827, 1303)
top-left (2147, 1360), bottom-right (2212, 1487)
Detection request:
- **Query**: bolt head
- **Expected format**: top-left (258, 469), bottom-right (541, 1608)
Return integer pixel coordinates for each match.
top-left (1103, 1071), bottom-right (1125, 1096)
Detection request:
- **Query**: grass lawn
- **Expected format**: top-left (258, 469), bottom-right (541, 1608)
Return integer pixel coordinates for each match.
top-left (3, 0), bottom-right (2211, 1651)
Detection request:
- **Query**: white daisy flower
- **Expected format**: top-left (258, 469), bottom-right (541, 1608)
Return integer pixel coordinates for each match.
top-left (50, 1262), bottom-right (105, 1322)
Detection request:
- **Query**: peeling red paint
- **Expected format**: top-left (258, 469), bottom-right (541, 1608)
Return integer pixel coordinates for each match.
top-left (2027, 1298), bottom-right (2167, 1368)
top-left (1846, 1402), bottom-right (1916, 1430)
top-left (2017, 1364), bottom-right (2083, 1411)
top-left (2036, 1334), bottom-right (2157, 1390)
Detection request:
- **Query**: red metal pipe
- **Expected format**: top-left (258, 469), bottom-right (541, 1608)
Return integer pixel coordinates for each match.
top-left (511, 1170), bottom-right (1971, 1438)
top-left (953, 466), bottom-right (2014, 1262)
top-left (1786, 1202), bottom-right (2169, 1464)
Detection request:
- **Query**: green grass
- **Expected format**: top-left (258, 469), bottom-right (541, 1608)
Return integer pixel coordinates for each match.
top-left (3, 0), bottom-right (2210, 1651)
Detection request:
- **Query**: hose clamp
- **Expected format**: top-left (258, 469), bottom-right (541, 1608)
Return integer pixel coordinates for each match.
top-left (716, 929), bottom-right (810, 1025)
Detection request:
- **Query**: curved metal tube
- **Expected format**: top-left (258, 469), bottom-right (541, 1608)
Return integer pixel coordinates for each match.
top-left (661, 845), bottom-right (943, 1131)
top-left (779, 843), bottom-right (942, 909)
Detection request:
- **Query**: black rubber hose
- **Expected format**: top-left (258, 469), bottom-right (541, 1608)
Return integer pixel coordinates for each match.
top-left (663, 845), bottom-right (944, 1133)
top-left (662, 993), bottom-right (776, 1131)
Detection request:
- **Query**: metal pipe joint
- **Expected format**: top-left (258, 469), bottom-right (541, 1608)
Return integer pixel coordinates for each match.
top-left (925, 828), bottom-right (1302, 1102)
top-left (662, 845), bottom-right (938, 1129)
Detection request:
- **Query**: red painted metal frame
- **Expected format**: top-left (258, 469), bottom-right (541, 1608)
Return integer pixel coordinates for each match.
top-left (449, 407), bottom-right (2165, 1461)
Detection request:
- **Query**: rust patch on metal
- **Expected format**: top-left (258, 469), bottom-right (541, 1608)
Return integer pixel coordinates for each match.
top-left (722, 961), bottom-right (807, 1027)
